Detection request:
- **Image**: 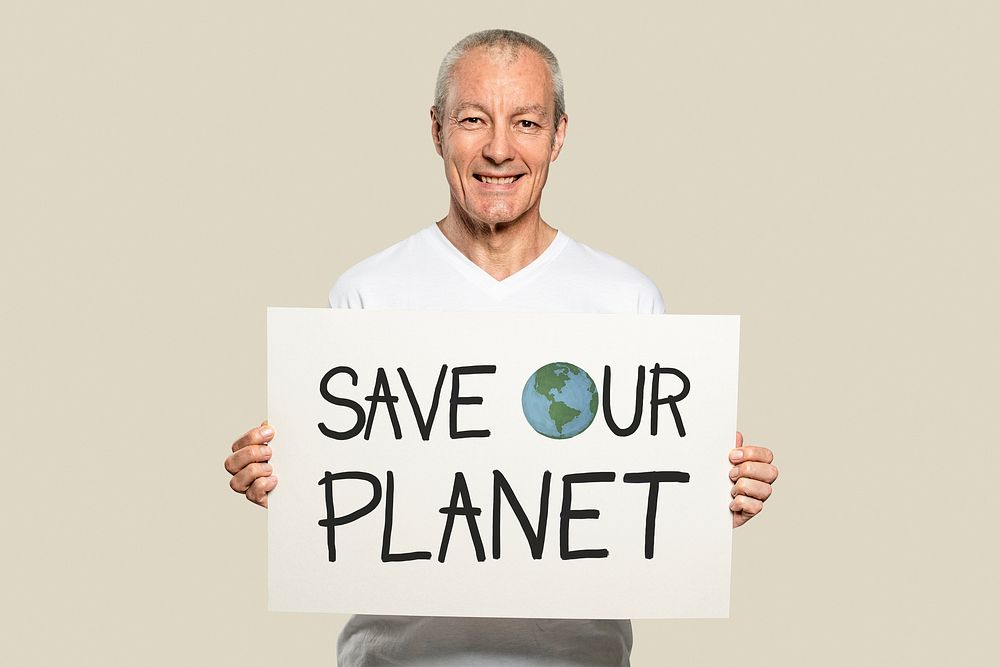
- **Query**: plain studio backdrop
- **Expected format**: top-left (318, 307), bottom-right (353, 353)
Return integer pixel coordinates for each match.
top-left (2, 2), bottom-right (996, 665)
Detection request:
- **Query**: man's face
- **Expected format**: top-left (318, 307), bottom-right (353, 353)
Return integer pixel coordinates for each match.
top-left (432, 46), bottom-right (567, 230)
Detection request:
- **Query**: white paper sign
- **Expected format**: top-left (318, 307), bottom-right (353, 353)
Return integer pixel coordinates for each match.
top-left (267, 308), bottom-right (739, 619)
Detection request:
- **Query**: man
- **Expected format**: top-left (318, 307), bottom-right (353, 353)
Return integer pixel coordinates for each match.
top-left (225, 29), bottom-right (778, 666)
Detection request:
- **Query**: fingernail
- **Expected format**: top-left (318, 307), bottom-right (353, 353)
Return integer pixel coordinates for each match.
top-left (262, 463), bottom-right (273, 473)
top-left (731, 450), bottom-right (744, 461)
top-left (260, 446), bottom-right (272, 458)
top-left (730, 466), bottom-right (740, 479)
top-left (260, 427), bottom-right (274, 438)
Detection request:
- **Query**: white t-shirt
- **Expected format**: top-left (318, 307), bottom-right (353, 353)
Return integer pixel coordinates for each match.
top-left (329, 223), bottom-right (665, 667)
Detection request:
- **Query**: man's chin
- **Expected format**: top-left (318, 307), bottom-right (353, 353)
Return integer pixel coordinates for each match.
top-left (455, 205), bottom-right (531, 233)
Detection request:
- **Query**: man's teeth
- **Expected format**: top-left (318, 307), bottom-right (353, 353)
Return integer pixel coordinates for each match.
top-left (481, 175), bottom-right (517, 184)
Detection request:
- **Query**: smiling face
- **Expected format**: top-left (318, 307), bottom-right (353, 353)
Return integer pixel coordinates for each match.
top-left (431, 45), bottom-right (567, 232)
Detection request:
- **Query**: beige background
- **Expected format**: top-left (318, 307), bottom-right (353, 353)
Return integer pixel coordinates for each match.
top-left (2, 1), bottom-right (996, 665)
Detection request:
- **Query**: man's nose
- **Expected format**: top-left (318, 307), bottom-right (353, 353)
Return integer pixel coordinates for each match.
top-left (482, 125), bottom-right (515, 163)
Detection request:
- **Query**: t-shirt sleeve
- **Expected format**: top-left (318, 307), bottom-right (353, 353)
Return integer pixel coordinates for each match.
top-left (640, 278), bottom-right (667, 315)
top-left (649, 285), bottom-right (667, 314)
top-left (328, 274), bottom-right (363, 309)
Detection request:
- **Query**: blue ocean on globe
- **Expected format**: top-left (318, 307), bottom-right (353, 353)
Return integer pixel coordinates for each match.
top-left (521, 362), bottom-right (598, 439)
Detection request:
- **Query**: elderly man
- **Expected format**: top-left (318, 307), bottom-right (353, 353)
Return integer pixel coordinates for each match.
top-left (225, 29), bottom-right (778, 666)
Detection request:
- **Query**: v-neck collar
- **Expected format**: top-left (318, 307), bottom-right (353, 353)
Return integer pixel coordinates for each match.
top-left (428, 222), bottom-right (570, 296)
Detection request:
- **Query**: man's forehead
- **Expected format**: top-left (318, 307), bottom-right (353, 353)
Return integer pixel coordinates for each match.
top-left (447, 47), bottom-right (555, 116)
top-left (451, 44), bottom-right (549, 81)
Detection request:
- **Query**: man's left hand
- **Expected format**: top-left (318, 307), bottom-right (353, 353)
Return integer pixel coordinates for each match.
top-left (729, 431), bottom-right (778, 528)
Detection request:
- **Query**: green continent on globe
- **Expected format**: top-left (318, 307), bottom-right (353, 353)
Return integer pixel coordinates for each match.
top-left (548, 400), bottom-right (581, 433)
top-left (534, 363), bottom-right (587, 434)
top-left (522, 361), bottom-right (598, 439)
top-left (533, 363), bottom-right (575, 396)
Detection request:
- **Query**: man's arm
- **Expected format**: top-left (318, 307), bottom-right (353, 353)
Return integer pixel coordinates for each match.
top-left (729, 431), bottom-right (778, 528)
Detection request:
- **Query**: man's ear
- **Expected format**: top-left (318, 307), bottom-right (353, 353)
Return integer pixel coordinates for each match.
top-left (431, 106), bottom-right (444, 157)
top-left (550, 113), bottom-right (568, 161)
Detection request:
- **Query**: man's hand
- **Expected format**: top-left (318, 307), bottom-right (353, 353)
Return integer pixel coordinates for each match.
top-left (728, 431), bottom-right (777, 528)
top-left (225, 420), bottom-right (277, 508)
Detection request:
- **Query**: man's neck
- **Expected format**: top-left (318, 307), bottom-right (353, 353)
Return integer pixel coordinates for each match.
top-left (437, 211), bottom-right (558, 281)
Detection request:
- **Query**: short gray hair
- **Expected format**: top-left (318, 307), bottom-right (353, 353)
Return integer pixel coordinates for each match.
top-left (433, 29), bottom-right (566, 124)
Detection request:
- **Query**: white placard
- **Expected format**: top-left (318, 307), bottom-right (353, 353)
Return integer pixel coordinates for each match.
top-left (267, 308), bottom-right (739, 619)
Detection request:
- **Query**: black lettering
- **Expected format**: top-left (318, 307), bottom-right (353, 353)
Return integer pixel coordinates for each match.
top-left (560, 472), bottom-right (615, 560)
top-left (649, 365), bottom-right (690, 437)
top-left (623, 471), bottom-right (690, 558)
top-left (317, 471), bottom-right (382, 562)
top-left (492, 470), bottom-right (552, 560)
top-left (437, 472), bottom-right (486, 562)
top-left (603, 365), bottom-right (645, 436)
top-left (397, 365), bottom-right (448, 441)
top-left (449, 365), bottom-right (497, 439)
top-left (381, 471), bottom-right (432, 562)
top-left (318, 366), bottom-right (365, 440)
top-left (364, 367), bottom-right (402, 440)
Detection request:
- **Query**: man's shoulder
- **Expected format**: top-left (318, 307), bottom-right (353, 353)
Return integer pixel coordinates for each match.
top-left (561, 235), bottom-right (658, 284)
top-left (327, 225), bottom-right (436, 308)
top-left (557, 235), bottom-right (666, 313)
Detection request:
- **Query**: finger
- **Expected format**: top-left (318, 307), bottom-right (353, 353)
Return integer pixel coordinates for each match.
top-left (730, 477), bottom-right (772, 502)
top-left (729, 445), bottom-right (773, 465)
top-left (231, 423), bottom-right (276, 452)
top-left (729, 461), bottom-right (779, 484)
top-left (224, 444), bottom-right (272, 475)
top-left (246, 475), bottom-right (278, 507)
top-left (229, 461), bottom-right (273, 494)
top-left (735, 431), bottom-right (743, 448)
top-left (729, 494), bottom-right (764, 517)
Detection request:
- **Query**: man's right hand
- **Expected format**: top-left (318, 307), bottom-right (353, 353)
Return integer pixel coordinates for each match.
top-left (225, 421), bottom-right (277, 507)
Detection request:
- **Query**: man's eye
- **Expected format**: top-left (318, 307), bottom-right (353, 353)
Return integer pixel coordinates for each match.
top-left (461, 117), bottom-right (481, 124)
top-left (518, 120), bottom-right (537, 128)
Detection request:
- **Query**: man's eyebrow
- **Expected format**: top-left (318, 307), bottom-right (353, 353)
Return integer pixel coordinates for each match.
top-left (452, 101), bottom-right (488, 116)
top-left (451, 101), bottom-right (549, 118)
top-left (512, 104), bottom-right (549, 118)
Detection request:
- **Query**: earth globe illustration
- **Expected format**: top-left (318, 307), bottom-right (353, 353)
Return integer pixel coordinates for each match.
top-left (521, 362), bottom-right (598, 439)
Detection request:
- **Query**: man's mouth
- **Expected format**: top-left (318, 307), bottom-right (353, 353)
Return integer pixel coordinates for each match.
top-left (474, 174), bottom-right (525, 184)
